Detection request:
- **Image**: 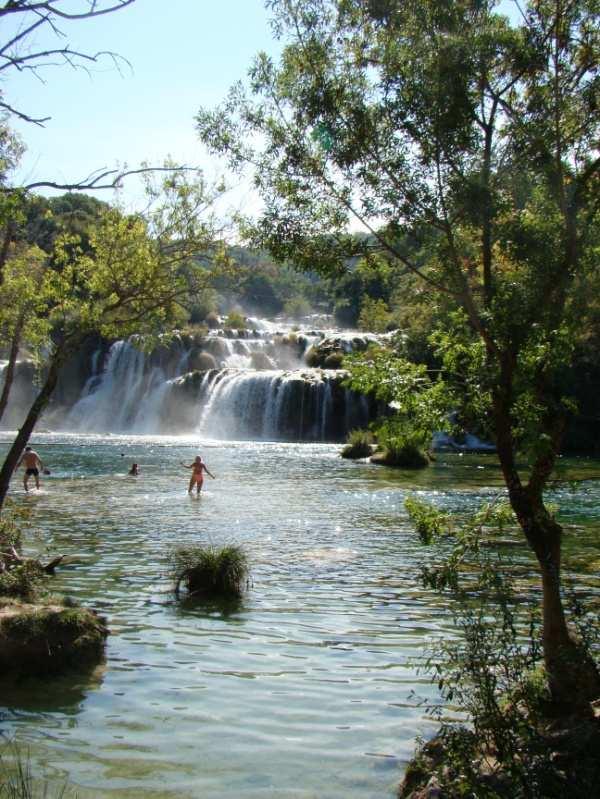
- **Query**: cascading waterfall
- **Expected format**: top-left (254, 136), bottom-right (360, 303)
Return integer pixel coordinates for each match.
top-left (55, 322), bottom-right (376, 440)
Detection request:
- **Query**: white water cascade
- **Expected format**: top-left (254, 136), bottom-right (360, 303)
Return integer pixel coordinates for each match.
top-left (57, 323), bottom-right (376, 440)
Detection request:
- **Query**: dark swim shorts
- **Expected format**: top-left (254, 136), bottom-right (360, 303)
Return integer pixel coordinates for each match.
top-left (25, 468), bottom-right (39, 477)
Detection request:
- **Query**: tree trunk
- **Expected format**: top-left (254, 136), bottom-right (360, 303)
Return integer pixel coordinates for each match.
top-left (0, 314), bottom-right (25, 424)
top-left (510, 487), bottom-right (600, 709)
top-left (0, 352), bottom-right (62, 512)
top-left (492, 372), bottom-right (600, 709)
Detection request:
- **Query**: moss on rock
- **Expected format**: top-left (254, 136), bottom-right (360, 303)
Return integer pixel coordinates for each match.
top-left (371, 446), bottom-right (430, 469)
top-left (0, 603), bottom-right (108, 677)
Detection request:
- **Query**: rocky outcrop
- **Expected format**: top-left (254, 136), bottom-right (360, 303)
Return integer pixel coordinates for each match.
top-left (0, 602), bottom-right (108, 677)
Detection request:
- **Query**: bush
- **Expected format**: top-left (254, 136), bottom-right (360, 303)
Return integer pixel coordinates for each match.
top-left (0, 562), bottom-right (45, 601)
top-left (171, 545), bottom-right (249, 599)
top-left (372, 419), bottom-right (430, 468)
top-left (341, 429), bottom-right (373, 459)
top-left (223, 311), bottom-right (247, 330)
top-left (283, 296), bottom-right (311, 320)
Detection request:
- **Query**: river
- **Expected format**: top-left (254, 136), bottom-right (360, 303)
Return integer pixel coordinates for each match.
top-left (1, 432), bottom-right (599, 798)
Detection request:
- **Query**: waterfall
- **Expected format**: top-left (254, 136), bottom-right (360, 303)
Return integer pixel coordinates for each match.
top-left (55, 324), bottom-right (377, 440)
top-left (196, 369), bottom-right (352, 442)
top-left (65, 340), bottom-right (169, 433)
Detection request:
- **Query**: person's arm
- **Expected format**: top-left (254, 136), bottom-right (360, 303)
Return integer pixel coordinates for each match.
top-left (180, 462), bottom-right (192, 469)
top-left (204, 465), bottom-right (215, 479)
top-left (16, 455), bottom-right (24, 468)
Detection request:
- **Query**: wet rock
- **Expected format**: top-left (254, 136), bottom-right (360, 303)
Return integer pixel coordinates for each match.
top-left (188, 349), bottom-right (217, 372)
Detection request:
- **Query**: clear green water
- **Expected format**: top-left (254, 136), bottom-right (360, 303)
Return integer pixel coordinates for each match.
top-left (1, 434), bottom-right (599, 798)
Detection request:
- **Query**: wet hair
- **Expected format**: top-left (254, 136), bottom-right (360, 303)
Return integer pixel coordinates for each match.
top-left (25, 446), bottom-right (31, 451)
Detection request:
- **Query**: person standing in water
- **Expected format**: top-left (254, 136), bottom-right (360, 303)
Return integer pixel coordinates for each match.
top-left (17, 446), bottom-right (45, 491)
top-left (128, 463), bottom-right (140, 476)
top-left (181, 456), bottom-right (215, 495)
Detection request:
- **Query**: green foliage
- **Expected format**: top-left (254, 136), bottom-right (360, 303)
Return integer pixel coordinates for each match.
top-left (357, 296), bottom-right (391, 333)
top-left (282, 295), bottom-right (311, 320)
top-left (340, 428), bottom-right (373, 459)
top-left (171, 544), bottom-right (249, 599)
top-left (223, 310), bottom-right (247, 330)
top-left (404, 498), bottom-right (450, 545)
top-left (419, 590), bottom-right (600, 798)
top-left (403, 493), bottom-right (600, 796)
top-left (0, 507), bottom-right (44, 600)
top-left (374, 418), bottom-right (430, 468)
top-left (0, 563), bottom-right (45, 601)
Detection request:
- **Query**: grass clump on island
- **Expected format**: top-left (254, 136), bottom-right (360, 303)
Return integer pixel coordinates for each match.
top-left (340, 429), bottom-right (374, 459)
top-left (341, 421), bottom-right (430, 468)
top-left (171, 544), bottom-right (249, 600)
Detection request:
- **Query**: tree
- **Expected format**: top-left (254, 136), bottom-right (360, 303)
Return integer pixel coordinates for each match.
top-left (0, 170), bottom-right (223, 510)
top-left (197, 0), bottom-right (600, 707)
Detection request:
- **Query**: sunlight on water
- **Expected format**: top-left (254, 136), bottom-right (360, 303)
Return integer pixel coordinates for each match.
top-left (1, 433), bottom-right (599, 798)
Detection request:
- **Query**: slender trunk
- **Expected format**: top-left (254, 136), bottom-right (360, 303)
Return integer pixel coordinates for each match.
top-left (518, 499), bottom-right (600, 708)
top-left (0, 313), bottom-right (25, 424)
top-left (492, 359), bottom-right (600, 708)
top-left (0, 353), bottom-right (62, 511)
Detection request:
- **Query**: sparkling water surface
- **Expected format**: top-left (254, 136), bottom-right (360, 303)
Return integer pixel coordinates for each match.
top-left (1, 433), bottom-right (599, 798)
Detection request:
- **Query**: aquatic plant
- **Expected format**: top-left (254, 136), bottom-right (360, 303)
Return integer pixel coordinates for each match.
top-left (0, 740), bottom-right (72, 798)
top-left (340, 429), bottom-right (373, 459)
top-left (372, 419), bottom-right (430, 469)
top-left (171, 544), bottom-right (249, 599)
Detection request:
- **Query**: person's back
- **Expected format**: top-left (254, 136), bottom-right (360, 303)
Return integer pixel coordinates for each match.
top-left (18, 446), bottom-right (43, 491)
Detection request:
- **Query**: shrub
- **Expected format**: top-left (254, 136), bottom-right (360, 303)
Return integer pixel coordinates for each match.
top-left (171, 545), bottom-right (249, 599)
top-left (223, 311), bottom-right (247, 330)
top-left (0, 562), bottom-right (45, 601)
top-left (401, 499), bottom-right (600, 798)
top-left (372, 419), bottom-right (430, 468)
top-left (283, 296), bottom-right (311, 320)
top-left (341, 429), bottom-right (373, 459)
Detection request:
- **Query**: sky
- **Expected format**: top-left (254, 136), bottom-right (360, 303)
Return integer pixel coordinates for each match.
top-left (6, 0), bottom-right (280, 213)
top-left (5, 0), bottom-right (520, 215)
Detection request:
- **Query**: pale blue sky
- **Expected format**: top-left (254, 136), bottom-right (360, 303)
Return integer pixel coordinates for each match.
top-left (8, 0), bottom-right (278, 210)
top-left (6, 0), bottom-right (519, 212)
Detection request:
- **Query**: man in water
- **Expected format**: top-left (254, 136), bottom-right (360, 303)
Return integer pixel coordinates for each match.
top-left (180, 456), bottom-right (215, 495)
top-left (17, 446), bottom-right (44, 491)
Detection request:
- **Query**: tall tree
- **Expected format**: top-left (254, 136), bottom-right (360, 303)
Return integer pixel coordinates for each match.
top-left (197, 0), bottom-right (600, 708)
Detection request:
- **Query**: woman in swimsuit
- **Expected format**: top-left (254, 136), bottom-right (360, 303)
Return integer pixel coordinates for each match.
top-left (181, 456), bottom-right (215, 495)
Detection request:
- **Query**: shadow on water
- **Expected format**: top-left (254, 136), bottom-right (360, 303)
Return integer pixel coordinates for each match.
top-left (0, 662), bottom-right (106, 713)
top-left (170, 594), bottom-right (246, 620)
